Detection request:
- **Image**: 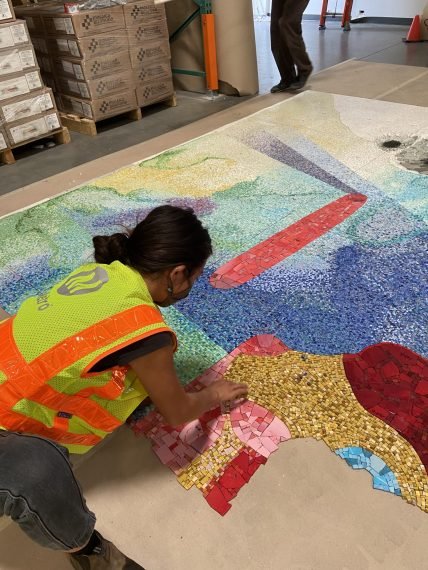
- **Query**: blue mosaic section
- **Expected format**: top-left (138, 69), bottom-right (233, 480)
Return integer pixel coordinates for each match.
top-left (335, 447), bottom-right (402, 496)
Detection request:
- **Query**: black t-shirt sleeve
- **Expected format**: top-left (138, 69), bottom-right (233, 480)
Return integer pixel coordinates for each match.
top-left (90, 332), bottom-right (173, 372)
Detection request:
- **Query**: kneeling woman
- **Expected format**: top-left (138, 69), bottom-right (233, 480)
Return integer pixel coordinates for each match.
top-left (0, 205), bottom-right (248, 570)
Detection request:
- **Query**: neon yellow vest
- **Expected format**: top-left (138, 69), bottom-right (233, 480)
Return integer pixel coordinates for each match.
top-left (0, 261), bottom-right (175, 454)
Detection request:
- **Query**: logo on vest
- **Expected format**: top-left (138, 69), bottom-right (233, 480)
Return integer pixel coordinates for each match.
top-left (37, 292), bottom-right (51, 311)
top-left (57, 267), bottom-right (109, 296)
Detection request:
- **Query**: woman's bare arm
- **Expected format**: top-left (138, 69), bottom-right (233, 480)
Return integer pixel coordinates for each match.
top-left (130, 345), bottom-right (247, 426)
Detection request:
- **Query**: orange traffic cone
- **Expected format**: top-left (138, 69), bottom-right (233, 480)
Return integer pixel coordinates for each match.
top-left (403, 15), bottom-right (421, 42)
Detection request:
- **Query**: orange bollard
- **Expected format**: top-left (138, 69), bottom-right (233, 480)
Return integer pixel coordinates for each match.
top-left (202, 13), bottom-right (219, 91)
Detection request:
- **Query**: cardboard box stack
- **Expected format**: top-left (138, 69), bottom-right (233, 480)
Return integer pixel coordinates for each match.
top-left (15, 3), bottom-right (138, 121)
top-left (0, 0), bottom-right (61, 149)
top-left (15, 0), bottom-right (174, 124)
top-left (125, 0), bottom-right (174, 108)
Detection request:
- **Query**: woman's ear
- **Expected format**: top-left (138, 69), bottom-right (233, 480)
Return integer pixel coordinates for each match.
top-left (169, 264), bottom-right (188, 286)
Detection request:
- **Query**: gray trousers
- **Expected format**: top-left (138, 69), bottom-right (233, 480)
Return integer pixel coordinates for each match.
top-left (271, 0), bottom-right (313, 83)
top-left (0, 431), bottom-right (95, 550)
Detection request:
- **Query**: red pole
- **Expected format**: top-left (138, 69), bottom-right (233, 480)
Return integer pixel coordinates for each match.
top-left (342, 0), bottom-right (353, 29)
top-left (320, 0), bottom-right (329, 28)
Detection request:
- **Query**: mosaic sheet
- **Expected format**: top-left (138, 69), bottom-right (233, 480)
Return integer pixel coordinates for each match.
top-left (0, 91), bottom-right (427, 515)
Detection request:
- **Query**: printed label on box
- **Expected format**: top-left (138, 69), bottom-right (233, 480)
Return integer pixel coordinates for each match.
top-left (136, 61), bottom-right (171, 82)
top-left (62, 60), bottom-right (74, 75)
top-left (65, 19), bottom-right (74, 34)
top-left (0, 75), bottom-right (27, 100)
top-left (73, 63), bottom-right (84, 80)
top-left (0, 51), bottom-right (20, 75)
top-left (45, 112), bottom-right (60, 130)
top-left (66, 79), bottom-right (80, 95)
top-left (137, 79), bottom-right (173, 107)
top-left (129, 21), bottom-right (168, 42)
top-left (11, 23), bottom-right (28, 45)
top-left (0, 0), bottom-right (13, 21)
top-left (132, 41), bottom-right (170, 65)
top-left (0, 27), bottom-right (14, 49)
top-left (71, 99), bottom-right (83, 115)
top-left (26, 71), bottom-right (42, 90)
top-left (69, 40), bottom-right (79, 57)
top-left (39, 92), bottom-right (53, 112)
top-left (53, 18), bottom-right (67, 32)
top-left (0, 72), bottom-right (42, 101)
top-left (78, 82), bottom-right (89, 98)
top-left (2, 92), bottom-right (54, 122)
top-left (0, 22), bottom-right (27, 50)
top-left (82, 101), bottom-right (92, 117)
top-left (9, 117), bottom-right (44, 144)
top-left (56, 38), bottom-right (68, 52)
top-left (19, 49), bottom-right (35, 69)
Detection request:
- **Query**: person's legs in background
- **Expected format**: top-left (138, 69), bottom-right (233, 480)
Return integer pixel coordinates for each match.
top-left (270, 0), bottom-right (298, 92)
top-left (281, 0), bottom-right (313, 89)
top-left (270, 0), bottom-right (313, 92)
top-left (0, 431), bottom-right (144, 569)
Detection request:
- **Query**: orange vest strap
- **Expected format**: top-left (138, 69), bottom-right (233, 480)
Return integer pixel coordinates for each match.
top-left (0, 318), bottom-right (122, 433)
top-left (0, 305), bottom-right (167, 440)
top-left (0, 403), bottom-right (101, 447)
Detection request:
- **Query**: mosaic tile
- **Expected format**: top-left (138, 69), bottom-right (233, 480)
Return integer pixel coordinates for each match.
top-left (335, 447), bottom-right (401, 495)
top-left (243, 130), bottom-right (360, 195)
top-left (0, 92), bottom-right (427, 518)
top-left (210, 193), bottom-right (367, 289)
top-left (130, 335), bottom-right (428, 515)
top-left (343, 343), bottom-right (428, 471)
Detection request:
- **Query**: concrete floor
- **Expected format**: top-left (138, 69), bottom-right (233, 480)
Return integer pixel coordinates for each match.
top-left (1, 20), bottom-right (427, 197)
top-left (2, 428), bottom-right (428, 570)
top-left (255, 20), bottom-right (428, 94)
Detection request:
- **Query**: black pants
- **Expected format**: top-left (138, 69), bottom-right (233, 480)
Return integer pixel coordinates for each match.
top-left (0, 431), bottom-right (95, 550)
top-left (271, 0), bottom-right (313, 83)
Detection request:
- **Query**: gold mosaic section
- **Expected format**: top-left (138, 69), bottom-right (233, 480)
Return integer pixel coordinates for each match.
top-left (224, 352), bottom-right (428, 512)
top-left (177, 419), bottom-right (243, 491)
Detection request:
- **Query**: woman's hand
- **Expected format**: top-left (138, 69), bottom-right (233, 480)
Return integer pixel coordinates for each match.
top-left (131, 345), bottom-right (249, 427)
top-left (205, 379), bottom-right (248, 406)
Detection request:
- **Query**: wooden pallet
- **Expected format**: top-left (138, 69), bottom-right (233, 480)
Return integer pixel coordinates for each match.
top-left (0, 127), bottom-right (71, 165)
top-left (60, 108), bottom-right (142, 137)
top-left (60, 93), bottom-right (177, 137)
top-left (141, 93), bottom-right (177, 111)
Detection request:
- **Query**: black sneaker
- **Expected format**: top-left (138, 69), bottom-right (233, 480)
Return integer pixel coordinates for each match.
top-left (270, 81), bottom-right (294, 93)
top-left (69, 531), bottom-right (145, 570)
top-left (288, 71), bottom-right (312, 91)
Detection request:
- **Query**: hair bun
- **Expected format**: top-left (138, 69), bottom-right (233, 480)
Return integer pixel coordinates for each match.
top-left (93, 233), bottom-right (129, 265)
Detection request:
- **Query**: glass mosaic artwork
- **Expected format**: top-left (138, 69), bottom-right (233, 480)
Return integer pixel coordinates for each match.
top-left (0, 91), bottom-right (427, 515)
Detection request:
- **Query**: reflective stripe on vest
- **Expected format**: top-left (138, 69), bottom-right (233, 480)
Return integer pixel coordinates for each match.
top-left (0, 304), bottom-right (169, 446)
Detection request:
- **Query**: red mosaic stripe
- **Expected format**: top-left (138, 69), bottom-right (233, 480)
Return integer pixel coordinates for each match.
top-left (210, 193), bottom-right (367, 289)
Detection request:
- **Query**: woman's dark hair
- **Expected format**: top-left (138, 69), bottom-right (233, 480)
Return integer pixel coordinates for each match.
top-left (93, 205), bottom-right (212, 274)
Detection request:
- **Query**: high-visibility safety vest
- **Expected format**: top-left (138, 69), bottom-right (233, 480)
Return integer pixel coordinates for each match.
top-left (0, 261), bottom-right (176, 454)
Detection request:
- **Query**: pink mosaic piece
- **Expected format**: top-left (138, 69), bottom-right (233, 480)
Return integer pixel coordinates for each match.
top-left (131, 335), bottom-right (291, 513)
